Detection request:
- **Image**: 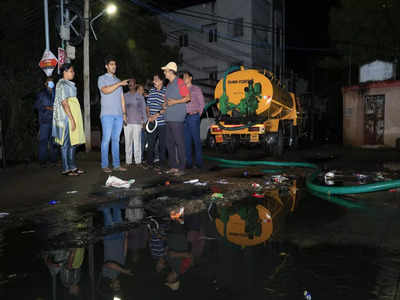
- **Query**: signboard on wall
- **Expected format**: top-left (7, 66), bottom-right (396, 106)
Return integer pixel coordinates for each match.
top-left (360, 60), bottom-right (394, 83)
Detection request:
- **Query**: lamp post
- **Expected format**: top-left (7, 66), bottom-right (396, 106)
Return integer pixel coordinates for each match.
top-left (83, 2), bottom-right (117, 152)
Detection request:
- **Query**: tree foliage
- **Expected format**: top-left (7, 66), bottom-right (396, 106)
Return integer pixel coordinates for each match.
top-left (320, 0), bottom-right (400, 74)
top-left (0, 0), bottom-right (178, 162)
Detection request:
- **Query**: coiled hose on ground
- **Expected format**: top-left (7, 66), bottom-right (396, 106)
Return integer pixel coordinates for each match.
top-left (203, 155), bottom-right (400, 209)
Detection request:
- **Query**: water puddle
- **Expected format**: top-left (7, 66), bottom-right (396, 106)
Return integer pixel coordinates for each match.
top-left (1, 166), bottom-right (400, 300)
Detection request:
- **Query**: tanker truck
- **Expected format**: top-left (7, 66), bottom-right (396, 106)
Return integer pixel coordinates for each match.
top-left (209, 66), bottom-right (300, 156)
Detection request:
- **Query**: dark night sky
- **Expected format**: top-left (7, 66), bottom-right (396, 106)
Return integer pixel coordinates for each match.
top-left (286, 0), bottom-right (334, 77)
top-left (156, 0), bottom-right (334, 79)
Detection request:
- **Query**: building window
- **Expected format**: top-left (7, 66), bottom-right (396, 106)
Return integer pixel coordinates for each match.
top-left (203, 24), bottom-right (217, 43)
top-left (208, 28), bottom-right (217, 43)
top-left (209, 70), bottom-right (218, 81)
top-left (233, 18), bottom-right (243, 37)
top-left (179, 33), bottom-right (188, 47)
top-left (276, 27), bottom-right (281, 49)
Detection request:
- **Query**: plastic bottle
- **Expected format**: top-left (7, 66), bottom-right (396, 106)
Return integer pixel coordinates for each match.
top-left (48, 200), bottom-right (57, 205)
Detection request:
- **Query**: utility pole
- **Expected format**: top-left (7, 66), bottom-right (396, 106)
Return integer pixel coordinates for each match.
top-left (44, 0), bottom-right (50, 51)
top-left (84, 0), bottom-right (92, 151)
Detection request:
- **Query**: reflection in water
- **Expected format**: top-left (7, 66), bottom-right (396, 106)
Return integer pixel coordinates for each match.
top-left (1, 175), bottom-right (400, 300)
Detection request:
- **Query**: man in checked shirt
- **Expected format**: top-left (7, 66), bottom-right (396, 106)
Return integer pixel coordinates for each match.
top-left (182, 71), bottom-right (205, 169)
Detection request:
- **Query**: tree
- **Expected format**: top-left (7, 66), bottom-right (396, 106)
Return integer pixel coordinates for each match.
top-left (0, 0), bottom-right (178, 162)
top-left (320, 0), bottom-right (400, 80)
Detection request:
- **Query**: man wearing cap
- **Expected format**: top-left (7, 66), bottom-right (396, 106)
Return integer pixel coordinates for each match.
top-left (161, 62), bottom-right (190, 176)
top-left (183, 71), bottom-right (205, 169)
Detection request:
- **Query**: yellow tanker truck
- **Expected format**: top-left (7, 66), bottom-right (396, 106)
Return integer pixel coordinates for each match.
top-left (209, 66), bottom-right (300, 156)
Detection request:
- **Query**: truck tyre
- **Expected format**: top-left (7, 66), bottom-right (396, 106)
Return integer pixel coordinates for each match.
top-left (226, 136), bottom-right (239, 153)
top-left (262, 134), bottom-right (272, 155)
top-left (206, 131), bottom-right (216, 149)
top-left (273, 126), bottom-right (284, 157)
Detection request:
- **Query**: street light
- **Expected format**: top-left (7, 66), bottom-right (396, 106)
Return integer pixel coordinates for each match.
top-left (90, 3), bottom-right (117, 40)
top-left (106, 3), bottom-right (117, 15)
top-left (83, 1), bottom-right (117, 152)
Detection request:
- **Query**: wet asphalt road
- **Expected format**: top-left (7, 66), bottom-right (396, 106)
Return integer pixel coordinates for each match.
top-left (1, 144), bottom-right (400, 300)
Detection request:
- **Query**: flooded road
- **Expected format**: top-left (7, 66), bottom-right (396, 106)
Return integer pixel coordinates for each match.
top-left (2, 151), bottom-right (400, 300)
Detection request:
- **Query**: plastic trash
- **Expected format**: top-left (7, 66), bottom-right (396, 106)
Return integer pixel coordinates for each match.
top-left (304, 290), bottom-right (311, 300)
top-left (324, 171), bottom-right (335, 181)
top-left (0, 212), bottom-right (9, 218)
top-left (48, 200), bottom-right (57, 205)
top-left (355, 173), bottom-right (368, 180)
top-left (271, 175), bottom-right (289, 183)
top-left (66, 190), bottom-right (78, 194)
top-left (252, 193), bottom-right (264, 198)
top-left (105, 175), bottom-right (135, 189)
top-left (324, 179), bottom-right (335, 186)
top-left (170, 207), bottom-right (184, 224)
top-left (216, 179), bottom-right (229, 184)
top-left (243, 171), bottom-right (249, 177)
top-left (251, 183), bottom-right (262, 191)
top-left (184, 179), bottom-right (199, 184)
top-left (21, 230), bottom-right (35, 234)
top-left (211, 193), bottom-right (224, 199)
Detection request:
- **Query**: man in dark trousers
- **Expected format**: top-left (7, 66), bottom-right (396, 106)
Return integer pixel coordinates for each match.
top-left (34, 77), bottom-right (57, 166)
top-left (161, 62), bottom-right (190, 176)
top-left (183, 71), bottom-right (205, 169)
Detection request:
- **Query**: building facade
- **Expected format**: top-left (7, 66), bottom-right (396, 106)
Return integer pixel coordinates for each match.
top-left (342, 81), bottom-right (400, 148)
top-left (159, 0), bottom-right (286, 95)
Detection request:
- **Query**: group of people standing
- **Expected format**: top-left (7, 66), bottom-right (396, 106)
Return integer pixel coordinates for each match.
top-left (98, 57), bottom-right (205, 176)
top-left (35, 55), bottom-right (205, 176)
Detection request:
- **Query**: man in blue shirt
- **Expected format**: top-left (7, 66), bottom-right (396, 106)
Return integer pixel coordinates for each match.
top-left (34, 77), bottom-right (57, 166)
top-left (98, 55), bottom-right (129, 173)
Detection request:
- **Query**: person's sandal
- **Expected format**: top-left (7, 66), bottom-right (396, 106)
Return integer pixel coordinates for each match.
top-left (102, 167), bottom-right (112, 173)
top-left (165, 168), bottom-right (178, 174)
top-left (71, 168), bottom-right (86, 174)
top-left (173, 170), bottom-right (185, 176)
top-left (113, 166), bottom-right (127, 172)
top-left (61, 171), bottom-right (79, 176)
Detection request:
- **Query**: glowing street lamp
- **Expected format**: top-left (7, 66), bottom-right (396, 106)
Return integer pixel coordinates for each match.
top-left (90, 3), bottom-right (118, 40)
top-left (105, 3), bottom-right (117, 15)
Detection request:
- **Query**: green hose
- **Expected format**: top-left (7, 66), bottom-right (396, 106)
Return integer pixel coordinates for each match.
top-left (204, 155), bottom-right (317, 169)
top-left (204, 155), bottom-right (400, 207)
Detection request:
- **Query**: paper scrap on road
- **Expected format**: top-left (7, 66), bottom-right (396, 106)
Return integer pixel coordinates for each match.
top-left (0, 212), bottom-right (9, 218)
top-left (184, 179), bottom-right (199, 184)
top-left (105, 176), bottom-right (135, 189)
top-left (66, 190), bottom-right (78, 194)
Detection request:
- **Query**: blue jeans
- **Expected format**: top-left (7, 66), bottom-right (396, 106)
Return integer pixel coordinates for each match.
top-left (60, 121), bottom-right (77, 172)
top-left (184, 113), bottom-right (203, 167)
top-left (101, 115), bottom-right (123, 168)
top-left (38, 123), bottom-right (57, 164)
top-left (99, 203), bottom-right (126, 279)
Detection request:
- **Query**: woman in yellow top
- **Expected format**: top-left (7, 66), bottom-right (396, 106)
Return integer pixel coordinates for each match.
top-left (52, 63), bottom-right (86, 176)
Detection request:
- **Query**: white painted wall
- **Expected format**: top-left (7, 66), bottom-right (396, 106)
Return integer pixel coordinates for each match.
top-left (159, 0), bottom-right (285, 82)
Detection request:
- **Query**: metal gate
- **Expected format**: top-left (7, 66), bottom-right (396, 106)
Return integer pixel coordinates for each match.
top-left (364, 95), bottom-right (385, 145)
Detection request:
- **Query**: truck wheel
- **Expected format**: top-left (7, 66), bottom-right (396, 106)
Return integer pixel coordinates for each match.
top-left (262, 135), bottom-right (272, 155)
top-left (273, 127), bottom-right (284, 157)
top-left (206, 132), bottom-right (216, 149)
top-left (290, 126), bottom-right (299, 150)
top-left (226, 136), bottom-right (239, 153)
